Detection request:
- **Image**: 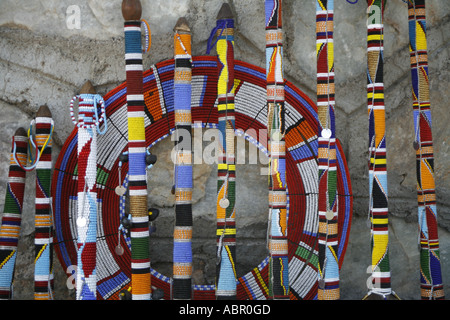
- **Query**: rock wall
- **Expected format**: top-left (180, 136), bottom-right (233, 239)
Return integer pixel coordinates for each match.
top-left (0, 0), bottom-right (448, 300)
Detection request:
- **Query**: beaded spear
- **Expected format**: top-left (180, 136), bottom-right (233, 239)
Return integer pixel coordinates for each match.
top-left (172, 17), bottom-right (194, 300)
top-left (316, 0), bottom-right (340, 300)
top-left (407, 0), bottom-right (444, 300)
top-left (33, 105), bottom-right (55, 300)
top-left (363, 0), bottom-right (400, 300)
top-left (71, 81), bottom-right (106, 300)
top-left (0, 128), bottom-right (28, 299)
top-left (209, 3), bottom-right (238, 300)
top-left (265, 0), bottom-right (289, 300)
top-left (122, 0), bottom-right (152, 300)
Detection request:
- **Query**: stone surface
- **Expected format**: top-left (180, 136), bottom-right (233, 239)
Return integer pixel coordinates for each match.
top-left (0, 0), bottom-right (448, 300)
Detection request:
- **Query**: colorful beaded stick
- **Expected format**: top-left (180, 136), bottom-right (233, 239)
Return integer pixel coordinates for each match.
top-left (122, 0), bottom-right (152, 300)
top-left (265, 0), bottom-right (289, 300)
top-left (33, 105), bottom-right (55, 300)
top-left (209, 3), bottom-right (238, 300)
top-left (407, 0), bottom-right (444, 300)
top-left (172, 17), bottom-right (194, 300)
top-left (71, 81), bottom-right (106, 300)
top-left (0, 128), bottom-right (28, 299)
top-left (363, 0), bottom-right (399, 300)
top-left (316, 0), bottom-right (340, 300)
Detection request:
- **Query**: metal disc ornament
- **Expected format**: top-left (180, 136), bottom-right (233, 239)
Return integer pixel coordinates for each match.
top-left (321, 128), bottom-right (332, 139)
top-left (115, 185), bottom-right (126, 196)
top-left (115, 245), bottom-right (124, 256)
top-left (326, 210), bottom-right (334, 221)
top-left (271, 130), bottom-right (283, 142)
top-left (219, 198), bottom-right (230, 208)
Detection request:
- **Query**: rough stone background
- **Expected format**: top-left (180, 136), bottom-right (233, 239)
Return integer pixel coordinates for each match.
top-left (0, 0), bottom-right (448, 300)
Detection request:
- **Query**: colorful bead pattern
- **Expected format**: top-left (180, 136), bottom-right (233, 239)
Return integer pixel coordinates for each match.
top-left (214, 15), bottom-right (237, 300)
top-left (408, 0), bottom-right (444, 300)
top-left (124, 20), bottom-right (151, 300)
top-left (316, 0), bottom-right (340, 300)
top-left (34, 114), bottom-right (55, 300)
top-left (365, 0), bottom-right (394, 299)
top-left (0, 131), bottom-right (28, 299)
top-left (51, 57), bottom-right (353, 300)
top-left (173, 27), bottom-right (194, 300)
top-left (265, 0), bottom-right (289, 300)
top-left (75, 94), bottom-right (103, 300)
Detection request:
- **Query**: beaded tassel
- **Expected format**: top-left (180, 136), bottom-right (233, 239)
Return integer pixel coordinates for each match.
top-left (0, 128), bottom-right (28, 299)
top-left (407, 0), bottom-right (444, 300)
top-left (363, 0), bottom-right (399, 300)
top-left (34, 105), bottom-right (55, 300)
top-left (316, 0), bottom-right (339, 300)
top-left (122, 0), bottom-right (151, 300)
top-left (173, 17), bottom-right (193, 300)
top-left (265, 0), bottom-right (289, 300)
top-left (73, 91), bottom-right (105, 300)
top-left (211, 3), bottom-right (237, 300)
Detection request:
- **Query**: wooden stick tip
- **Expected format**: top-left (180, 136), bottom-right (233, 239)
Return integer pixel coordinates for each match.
top-left (36, 105), bottom-right (52, 118)
top-left (14, 127), bottom-right (27, 137)
top-left (174, 17), bottom-right (190, 33)
top-left (80, 80), bottom-right (96, 94)
top-left (217, 3), bottom-right (233, 20)
top-left (122, 0), bottom-right (142, 21)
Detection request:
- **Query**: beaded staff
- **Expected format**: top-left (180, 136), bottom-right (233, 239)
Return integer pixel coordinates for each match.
top-left (0, 128), bottom-right (28, 299)
top-left (363, 0), bottom-right (400, 300)
top-left (316, 0), bottom-right (339, 300)
top-left (71, 81), bottom-right (106, 300)
top-left (265, 0), bottom-right (289, 300)
top-left (407, 0), bottom-right (444, 300)
top-left (172, 17), bottom-right (194, 300)
top-left (122, 0), bottom-right (151, 300)
top-left (33, 105), bottom-right (55, 300)
top-left (206, 3), bottom-right (238, 300)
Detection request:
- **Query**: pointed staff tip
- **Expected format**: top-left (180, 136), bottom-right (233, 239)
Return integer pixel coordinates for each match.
top-left (122, 0), bottom-right (142, 21)
top-left (14, 127), bottom-right (27, 137)
top-left (174, 17), bottom-right (190, 33)
top-left (217, 3), bottom-right (233, 20)
top-left (80, 80), bottom-right (96, 94)
top-left (36, 105), bottom-right (52, 118)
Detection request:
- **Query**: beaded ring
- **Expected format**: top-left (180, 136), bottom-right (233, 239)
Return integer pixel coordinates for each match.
top-left (141, 19), bottom-right (151, 53)
top-left (69, 95), bottom-right (106, 129)
top-left (12, 119), bottom-right (54, 172)
top-left (52, 56), bottom-right (353, 300)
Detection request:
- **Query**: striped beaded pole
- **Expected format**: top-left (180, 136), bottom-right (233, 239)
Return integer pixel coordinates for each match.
top-left (363, 0), bottom-right (399, 300)
top-left (0, 128), bottom-right (28, 300)
top-left (212, 3), bottom-right (237, 300)
top-left (72, 81), bottom-right (105, 300)
top-left (316, 0), bottom-right (339, 300)
top-left (172, 17), bottom-right (193, 300)
top-left (265, 0), bottom-right (289, 300)
top-left (122, 0), bottom-right (151, 300)
top-left (33, 105), bottom-right (55, 300)
top-left (407, 0), bottom-right (444, 300)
